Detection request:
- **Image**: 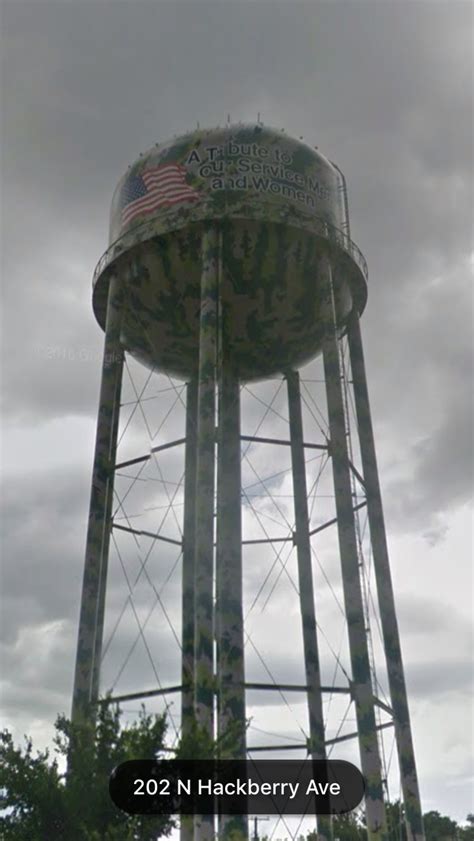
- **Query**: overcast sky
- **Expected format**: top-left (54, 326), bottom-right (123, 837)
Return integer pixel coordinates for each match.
top-left (1, 0), bottom-right (473, 834)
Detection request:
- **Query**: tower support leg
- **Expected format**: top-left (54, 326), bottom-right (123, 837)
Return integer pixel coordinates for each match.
top-left (287, 369), bottom-right (332, 841)
top-left (182, 378), bottom-right (199, 728)
top-left (319, 253), bottom-right (388, 841)
top-left (194, 225), bottom-right (220, 841)
top-left (347, 311), bottom-right (425, 841)
top-left (216, 361), bottom-right (247, 839)
top-left (181, 379), bottom-right (198, 841)
top-left (72, 270), bottom-right (124, 723)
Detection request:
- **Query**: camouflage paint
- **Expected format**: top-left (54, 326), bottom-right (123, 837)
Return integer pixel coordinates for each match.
top-left (216, 344), bottom-right (247, 837)
top-left (181, 380), bottom-right (199, 841)
top-left (319, 253), bottom-right (388, 841)
top-left (72, 270), bottom-right (124, 723)
top-left (76, 125), bottom-right (424, 841)
top-left (193, 225), bottom-right (219, 841)
top-left (347, 312), bottom-right (425, 841)
top-left (182, 378), bottom-right (198, 730)
top-left (215, 369), bottom-right (245, 752)
top-left (92, 125), bottom-right (367, 383)
top-left (108, 126), bottom-right (343, 243)
top-left (286, 369), bottom-right (332, 841)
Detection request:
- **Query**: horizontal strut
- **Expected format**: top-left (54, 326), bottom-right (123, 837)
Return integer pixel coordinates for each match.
top-left (241, 434), bottom-right (327, 451)
top-left (100, 685), bottom-right (183, 704)
top-left (248, 744), bottom-right (307, 752)
top-left (309, 500), bottom-right (367, 537)
top-left (245, 683), bottom-right (351, 694)
top-left (325, 720), bottom-right (394, 746)
top-left (114, 437), bottom-right (186, 470)
top-left (112, 522), bottom-right (182, 546)
top-left (102, 682), bottom-right (352, 705)
top-left (247, 722), bottom-right (394, 753)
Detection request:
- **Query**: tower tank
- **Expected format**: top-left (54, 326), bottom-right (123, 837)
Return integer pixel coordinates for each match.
top-left (93, 123), bottom-right (367, 381)
top-left (74, 123), bottom-right (426, 841)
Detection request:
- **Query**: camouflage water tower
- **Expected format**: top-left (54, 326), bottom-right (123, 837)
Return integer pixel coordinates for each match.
top-left (72, 124), bottom-right (425, 841)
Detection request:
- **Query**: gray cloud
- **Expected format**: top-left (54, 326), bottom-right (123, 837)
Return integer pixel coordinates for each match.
top-left (406, 658), bottom-right (474, 702)
top-left (378, 265), bottom-right (473, 537)
top-left (1, 0), bottom-right (473, 824)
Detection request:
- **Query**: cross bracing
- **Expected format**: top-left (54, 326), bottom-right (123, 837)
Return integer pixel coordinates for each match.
top-left (92, 349), bottom-right (399, 836)
top-left (72, 257), bottom-right (422, 841)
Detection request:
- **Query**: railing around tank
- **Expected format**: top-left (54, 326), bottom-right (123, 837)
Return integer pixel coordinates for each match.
top-left (326, 222), bottom-right (368, 280)
top-left (92, 213), bottom-right (368, 287)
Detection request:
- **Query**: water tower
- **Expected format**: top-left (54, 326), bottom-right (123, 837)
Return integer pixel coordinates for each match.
top-left (72, 124), bottom-right (425, 841)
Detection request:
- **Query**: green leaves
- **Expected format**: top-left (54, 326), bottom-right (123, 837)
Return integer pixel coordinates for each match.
top-left (0, 704), bottom-right (173, 841)
top-left (0, 704), bottom-right (246, 840)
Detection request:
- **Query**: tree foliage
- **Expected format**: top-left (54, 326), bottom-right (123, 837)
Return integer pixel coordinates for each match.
top-left (1, 712), bottom-right (473, 841)
top-left (294, 811), bottom-right (367, 841)
top-left (0, 704), bottom-right (248, 840)
top-left (0, 704), bottom-right (173, 841)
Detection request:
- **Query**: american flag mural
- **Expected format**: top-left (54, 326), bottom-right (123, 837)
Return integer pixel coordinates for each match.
top-left (120, 163), bottom-right (199, 226)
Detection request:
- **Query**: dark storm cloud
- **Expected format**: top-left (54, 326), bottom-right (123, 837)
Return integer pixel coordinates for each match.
top-left (2, 1), bottom-right (328, 220)
top-left (2, 0), bottom-right (472, 422)
top-left (389, 398), bottom-right (473, 538)
top-left (396, 593), bottom-right (473, 639)
top-left (377, 265), bottom-right (473, 535)
top-left (0, 467), bottom-right (90, 643)
top-left (1, 0), bottom-right (473, 820)
top-left (0, 463), bottom-right (184, 647)
top-left (406, 659), bottom-right (474, 702)
top-left (0, 460), bottom-right (186, 728)
top-left (0, 618), bottom-right (76, 716)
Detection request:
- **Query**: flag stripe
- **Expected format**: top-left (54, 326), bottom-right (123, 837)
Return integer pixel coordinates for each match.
top-left (122, 190), bottom-right (197, 223)
top-left (143, 171), bottom-right (188, 186)
top-left (122, 192), bottom-right (198, 225)
top-left (121, 163), bottom-right (199, 226)
top-left (122, 186), bottom-right (198, 223)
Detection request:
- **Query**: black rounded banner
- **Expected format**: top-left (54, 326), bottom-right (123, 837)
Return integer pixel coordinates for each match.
top-left (109, 759), bottom-right (364, 816)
